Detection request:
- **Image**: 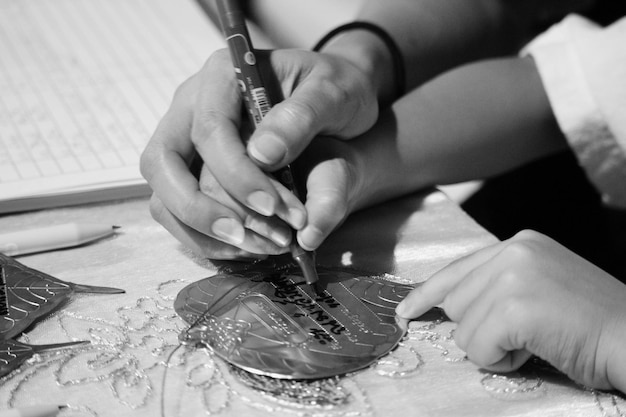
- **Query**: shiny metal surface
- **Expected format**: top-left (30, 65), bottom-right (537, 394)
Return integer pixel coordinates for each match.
top-left (0, 253), bottom-right (124, 340)
top-left (175, 266), bottom-right (413, 379)
top-left (0, 339), bottom-right (89, 378)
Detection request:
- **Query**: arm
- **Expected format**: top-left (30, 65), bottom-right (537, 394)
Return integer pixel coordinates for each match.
top-left (140, 0), bottom-right (584, 259)
top-left (296, 55), bottom-right (568, 249)
top-left (324, 0), bottom-right (525, 103)
top-left (315, 0), bottom-right (597, 102)
top-left (238, 0), bottom-right (591, 251)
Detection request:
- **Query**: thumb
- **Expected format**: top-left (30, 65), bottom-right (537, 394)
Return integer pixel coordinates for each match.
top-left (297, 160), bottom-right (352, 251)
top-left (248, 66), bottom-right (377, 169)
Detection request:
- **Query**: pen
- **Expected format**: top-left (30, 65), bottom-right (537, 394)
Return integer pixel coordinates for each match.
top-left (216, 0), bottom-right (319, 286)
top-left (0, 404), bottom-right (66, 417)
top-left (0, 223), bottom-right (120, 256)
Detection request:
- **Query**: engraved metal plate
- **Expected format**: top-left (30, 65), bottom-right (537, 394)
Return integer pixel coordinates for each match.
top-left (174, 266), bottom-right (412, 379)
top-left (0, 253), bottom-right (124, 340)
top-left (0, 339), bottom-right (88, 378)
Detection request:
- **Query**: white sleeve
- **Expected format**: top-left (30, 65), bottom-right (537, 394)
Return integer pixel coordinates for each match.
top-left (522, 14), bottom-right (626, 208)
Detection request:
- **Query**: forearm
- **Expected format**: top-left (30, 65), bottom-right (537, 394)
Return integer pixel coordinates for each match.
top-left (320, 0), bottom-right (539, 103)
top-left (349, 56), bottom-right (568, 210)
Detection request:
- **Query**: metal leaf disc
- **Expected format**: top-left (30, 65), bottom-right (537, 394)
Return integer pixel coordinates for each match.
top-left (0, 338), bottom-right (89, 377)
top-left (175, 266), bottom-right (412, 379)
top-left (0, 254), bottom-right (123, 340)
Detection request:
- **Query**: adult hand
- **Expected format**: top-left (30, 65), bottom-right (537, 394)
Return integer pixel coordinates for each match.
top-left (140, 48), bottom-right (378, 259)
top-left (396, 230), bottom-right (626, 392)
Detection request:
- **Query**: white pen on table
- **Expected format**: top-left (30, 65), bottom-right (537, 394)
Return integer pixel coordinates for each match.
top-left (0, 404), bottom-right (67, 417)
top-left (0, 223), bottom-right (120, 256)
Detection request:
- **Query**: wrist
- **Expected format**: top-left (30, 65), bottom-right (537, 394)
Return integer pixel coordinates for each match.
top-left (348, 110), bottom-right (426, 211)
top-left (313, 23), bottom-right (404, 105)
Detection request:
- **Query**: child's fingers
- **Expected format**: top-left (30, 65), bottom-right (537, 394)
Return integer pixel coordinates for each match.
top-left (461, 303), bottom-right (532, 372)
top-left (395, 240), bottom-right (507, 319)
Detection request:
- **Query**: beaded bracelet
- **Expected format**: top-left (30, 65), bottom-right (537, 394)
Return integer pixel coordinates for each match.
top-left (312, 21), bottom-right (406, 100)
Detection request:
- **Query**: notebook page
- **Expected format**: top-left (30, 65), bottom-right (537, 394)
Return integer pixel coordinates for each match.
top-left (0, 0), bottom-right (224, 212)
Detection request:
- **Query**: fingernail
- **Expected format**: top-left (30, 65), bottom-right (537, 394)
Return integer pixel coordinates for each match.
top-left (247, 191), bottom-right (276, 216)
top-left (270, 226), bottom-right (292, 247)
top-left (299, 225), bottom-right (324, 251)
top-left (249, 134), bottom-right (287, 165)
top-left (212, 218), bottom-right (245, 245)
top-left (288, 207), bottom-right (306, 229)
top-left (395, 301), bottom-right (408, 317)
top-left (237, 252), bottom-right (268, 261)
top-left (395, 315), bottom-right (409, 331)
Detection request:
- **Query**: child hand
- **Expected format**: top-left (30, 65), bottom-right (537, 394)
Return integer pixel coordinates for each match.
top-left (396, 230), bottom-right (626, 392)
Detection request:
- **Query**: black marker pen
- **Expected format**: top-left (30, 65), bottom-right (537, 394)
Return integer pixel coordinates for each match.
top-left (216, 0), bottom-right (319, 287)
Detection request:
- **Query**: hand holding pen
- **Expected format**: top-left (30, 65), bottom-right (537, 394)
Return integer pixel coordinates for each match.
top-left (215, 0), bottom-right (318, 285)
top-left (139, 0), bottom-right (379, 260)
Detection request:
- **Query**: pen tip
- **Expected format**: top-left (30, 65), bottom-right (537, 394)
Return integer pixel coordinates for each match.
top-left (312, 281), bottom-right (324, 296)
top-left (112, 225), bottom-right (121, 230)
top-left (293, 252), bottom-right (319, 286)
top-left (302, 265), bottom-right (319, 286)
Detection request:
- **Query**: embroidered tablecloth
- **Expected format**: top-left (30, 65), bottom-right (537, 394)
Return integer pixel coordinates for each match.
top-left (0, 189), bottom-right (621, 416)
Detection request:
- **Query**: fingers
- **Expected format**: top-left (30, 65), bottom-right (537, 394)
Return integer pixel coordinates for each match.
top-left (457, 298), bottom-right (532, 372)
top-left (483, 350), bottom-right (533, 373)
top-left (247, 50), bottom-right (378, 169)
top-left (141, 77), bottom-right (252, 254)
top-left (149, 194), bottom-right (286, 259)
top-left (192, 50), bottom-right (307, 229)
top-left (393, 233), bottom-right (542, 373)
top-left (395, 240), bottom-right (508, 319)
top-left (198, 165), bottom-right (293, 250)
top-left (296, 146), bottom-right (354, 251)
top-left (140, 76), bottom-right (203, 222)
top-left (141, 63), bottom-right (292, 257)
top-left (392, 228), bottom-right (626, 386)
top-left (246, 82), bottom-right (348, 166)
top-left (142, 48), bottom-right (376, 259)
top-left (149, 195), bottom-right (247, 259)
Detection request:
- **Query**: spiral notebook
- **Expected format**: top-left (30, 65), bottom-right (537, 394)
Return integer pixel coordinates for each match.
top-left (0, 0), bottom-right (225, 214)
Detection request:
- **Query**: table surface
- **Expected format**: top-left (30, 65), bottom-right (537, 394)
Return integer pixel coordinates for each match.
top-left (0, 189), bottom-right (622, 417)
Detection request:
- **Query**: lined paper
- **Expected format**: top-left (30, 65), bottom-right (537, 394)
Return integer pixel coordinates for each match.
top-left (0, 0), bottom-right (224, 213)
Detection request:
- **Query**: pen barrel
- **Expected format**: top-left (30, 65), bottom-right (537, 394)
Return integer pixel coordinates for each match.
top-left (216, 0), bottom-right (319, 285)
top-left (217, 0), bottom-right (271, 128)
top-left (273, 165), bottom-right (300, 200)
top-left (216, 0), bottom-right (299, 196)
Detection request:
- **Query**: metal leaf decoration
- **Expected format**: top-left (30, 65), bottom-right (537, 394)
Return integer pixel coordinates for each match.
top-left (0, 338), bottom-right (88, 378)
top-left (175, 266), bottom-right (413, 379)
top-left (0, 253), bottom-right (124, 340)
